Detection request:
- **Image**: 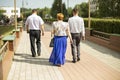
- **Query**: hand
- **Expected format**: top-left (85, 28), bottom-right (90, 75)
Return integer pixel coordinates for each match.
top-left (27, 30), bottom-right (29, 33)
top-left (42, 32), bottom-right (44, 36)
top-left (82, 36), bottom-right (85, 40)
top-left (70, 39), bottom-right (73, 44)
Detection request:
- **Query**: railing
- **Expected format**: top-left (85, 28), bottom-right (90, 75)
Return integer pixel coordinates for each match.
top-left (92, 30), bottom-right (110, 41)
top-left (0, 35), bottom-right (3, 48)
top-left (0, 41), bottom-right (8, 61)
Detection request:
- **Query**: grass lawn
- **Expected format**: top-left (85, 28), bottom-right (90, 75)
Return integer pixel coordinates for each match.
top-left (0, 25), bottom-right (15, 48)
top-left (0, 25), bottom-right (15, 36)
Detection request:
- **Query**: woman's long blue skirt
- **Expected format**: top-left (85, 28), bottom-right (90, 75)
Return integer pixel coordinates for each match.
top-left (49, 36), bottom-right (67, 65)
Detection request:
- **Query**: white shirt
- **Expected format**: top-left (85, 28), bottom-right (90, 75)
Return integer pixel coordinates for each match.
top-left (68, 15), bottom-right (85, 36)
top-left (53, 21), bottom-right (69, 36)
top-left (25, 14), bottom-right (44, 30)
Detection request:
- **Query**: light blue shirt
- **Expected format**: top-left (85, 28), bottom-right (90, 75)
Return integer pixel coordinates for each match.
top-left (25, 14), bottom-right (44, 30)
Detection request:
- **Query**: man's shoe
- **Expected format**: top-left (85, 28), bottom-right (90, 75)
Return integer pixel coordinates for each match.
top-left (72, 60), bottom-right (76, 63)
top-left (38, 53), bottom-right (41, 56)
top-left (77, 58), bottom-right (80, 61)
top-left (32, 55), bottom-right (36, 57)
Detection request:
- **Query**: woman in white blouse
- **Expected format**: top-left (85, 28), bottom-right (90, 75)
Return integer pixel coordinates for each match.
top-left (49, 13), bottom-right (72, 67)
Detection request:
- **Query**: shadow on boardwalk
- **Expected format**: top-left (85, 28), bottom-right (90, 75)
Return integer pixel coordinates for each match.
top-left (14, 53), bottom-right (73, 66)
top-left (14, 53), bottom-right (52, 66)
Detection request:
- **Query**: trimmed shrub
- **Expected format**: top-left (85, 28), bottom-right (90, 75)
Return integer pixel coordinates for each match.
top-left (44, 18), bottom-right (120, 34)
top-left (84, 18), bottom-right (120, 34)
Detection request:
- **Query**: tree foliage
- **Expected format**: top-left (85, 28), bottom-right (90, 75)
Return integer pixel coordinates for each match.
top-left (51, 0), bottom-right (67, 19)
top-left (67, 7), bottom-right (73, 17)
top-left (51, 0), bottom-right (62, 18)
top-left (98, 0), bottom-right (120, 17)
top-left (62, 3), bottom-right (68, 18)
top-left (38, 7), bottom-right (51, 18)
top-left (0, 9), bottom-right (6, 19)
top-left (74, 2), bottom-right (88, 18)
top-left (0, 10), bottom-right (5, 13)
top-left (21, 7), bottom-right (51, 19)
top-left (79, 2), bottom-right (88, 17)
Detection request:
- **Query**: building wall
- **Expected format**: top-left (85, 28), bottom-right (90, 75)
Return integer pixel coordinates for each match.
top-left (0, 7), bottom-right (20, 18)
top-left (90, 0), bottom-right (98, 12)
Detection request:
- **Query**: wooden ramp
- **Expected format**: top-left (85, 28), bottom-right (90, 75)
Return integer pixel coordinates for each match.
top-left (7, 31), bottom-right (120, 80)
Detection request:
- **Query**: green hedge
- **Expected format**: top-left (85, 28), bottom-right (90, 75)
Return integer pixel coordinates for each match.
top-left (44, 18), bottom-right (68, 23)
top-left (84, 18), bottom-right (120, 34)
top-left (44, 18), bottom-right (120, 34)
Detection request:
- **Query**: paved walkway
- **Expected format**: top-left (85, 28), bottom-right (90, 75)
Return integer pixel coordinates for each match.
top-left (7, 26), bottom-right (120, 80)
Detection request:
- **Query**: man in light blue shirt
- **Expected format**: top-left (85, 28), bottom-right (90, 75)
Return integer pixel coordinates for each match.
top-left (68, 8), bottom-right (85, 63)
top-left (25, 9), bottom-right (44, 57)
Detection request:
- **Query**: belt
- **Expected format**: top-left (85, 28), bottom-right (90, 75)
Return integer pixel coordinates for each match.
top-left (30, 29), bottom-right (40, 31)
top-left (71, 33), bottom-right (81, 35)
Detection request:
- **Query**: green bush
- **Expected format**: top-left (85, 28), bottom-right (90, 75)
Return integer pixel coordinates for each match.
top-left (84, 18), bottom-right (120, 34)
top-left (44, 18), bottom-right (120, 34)
top-left (17, 17), bottom-right (22, 22)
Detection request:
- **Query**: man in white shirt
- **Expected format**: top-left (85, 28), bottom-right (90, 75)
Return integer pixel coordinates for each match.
top-left (68, 8), bottom-right (85, 63)
top-left (25, 9), bottom-right (44, 57)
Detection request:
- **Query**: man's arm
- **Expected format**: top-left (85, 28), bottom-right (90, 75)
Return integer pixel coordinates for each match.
top-left (82, 19), bottom-right (85, 40)
top-left (66, 24), bottom-right (73, 44)
top-left (41, 24), bottom-right (44, 36)
top-left (39, 16), bottom-right (45, 36)
top-left (25, 17), bottom-right (29, 33)
top-left (26, 25), bottom-right (29, 33)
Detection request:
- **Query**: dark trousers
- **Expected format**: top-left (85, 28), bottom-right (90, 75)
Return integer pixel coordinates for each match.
top-left (71, 33), bottom-right (81, 60)
top-left (29, 30), bottom-right (41, 56)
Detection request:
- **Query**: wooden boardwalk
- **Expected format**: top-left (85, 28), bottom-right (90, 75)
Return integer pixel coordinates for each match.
top-left (7, 31), bottom-right (120, 80)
